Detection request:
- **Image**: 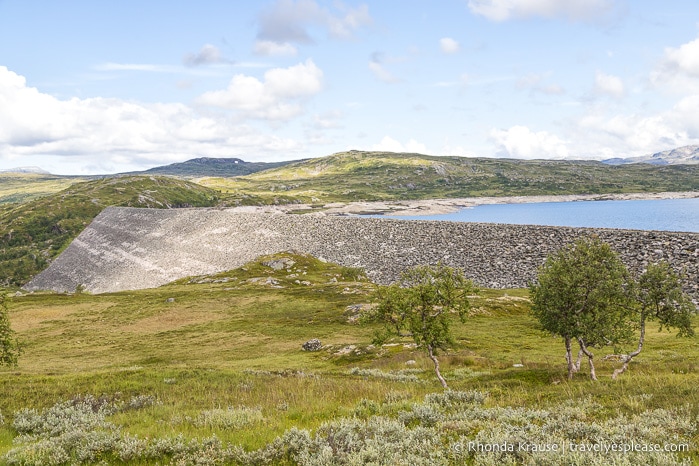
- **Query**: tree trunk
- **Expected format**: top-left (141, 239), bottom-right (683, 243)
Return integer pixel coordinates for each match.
top-left (427, 344), bottom-right (448, 389)
top-left (565, 336), bottom-right (575, 380)
top-left (612, 319), bottom-right (646, 380)
top-left (574, 349), bottom-right (583, 372)
top-left (577, 339), bottom-right (597, 381)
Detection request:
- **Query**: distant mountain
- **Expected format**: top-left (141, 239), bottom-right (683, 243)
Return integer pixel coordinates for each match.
top-left (603, 145), bottom-right (699, 165)
top-left (127, 157), bottom-right (301, 178)
top-left (0, 166), bottom-right (51, 174)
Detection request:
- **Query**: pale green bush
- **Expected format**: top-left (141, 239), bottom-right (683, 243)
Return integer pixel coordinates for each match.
top-left (12, 395), bottom-right (115, 441)
top-left (425, 389), bottom-right (488, 408)
top-left (348, 367), bottom-right (422, 383)
top-left (383, 390), bottom-right (410, 404)
top-left (2, 392), bottom-right (695, 465)
top-left (194, 406), bottom-right (264, 430)
top-left (121, 394), bottom-right (161, 411)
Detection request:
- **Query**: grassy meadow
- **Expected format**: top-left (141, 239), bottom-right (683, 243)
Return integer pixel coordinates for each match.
top-left (1, 253), bottom-right (697, 464)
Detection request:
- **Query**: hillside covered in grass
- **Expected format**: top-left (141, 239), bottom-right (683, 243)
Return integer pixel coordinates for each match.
top-left (200, 150), bottom-right (699, 204)
top-left (1, 252), bottom-right (697, 464)
top-left (130, 157), bottom-right (299, 178)
top-left (0, 176), bottom-right (219, 287)
top-left (0, 173), bottom-right (91, 205)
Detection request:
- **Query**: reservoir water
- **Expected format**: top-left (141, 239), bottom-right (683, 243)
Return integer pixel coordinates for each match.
top-left (382, 198), bottom-right (699, 233)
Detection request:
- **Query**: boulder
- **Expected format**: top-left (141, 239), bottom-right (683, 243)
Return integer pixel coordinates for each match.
top-left (302, 339), bottom-right (322, 352)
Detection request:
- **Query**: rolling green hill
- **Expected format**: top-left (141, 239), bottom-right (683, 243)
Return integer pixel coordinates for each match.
top-left (0, 173), bottom-right (91, 205)
top-left (0, 176), bottom-right (219, 287)
top-left (200, 151), bottom-right (699, 204)
top-left (129, 157), bottom-right (300, 178)
top-left (0, 158), bottom-right (298, 207)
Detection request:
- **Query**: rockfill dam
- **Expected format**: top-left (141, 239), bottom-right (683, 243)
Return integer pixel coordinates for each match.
top-left (25, 207), bottom-right (699, 298)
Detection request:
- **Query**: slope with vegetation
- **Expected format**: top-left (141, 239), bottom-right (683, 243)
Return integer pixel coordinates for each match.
top-left (131, 157), bottom-right (298, 178)
top-left (0, 252), bottom-right (697, 463)
top-left (0, 176), bottom-right (219, 287)
top-left (4, 150), bottom-right (699, 288)
top-left (200, 150), bottom-right (699, 205)
top-left (0, 173), bottom-right (91, 205)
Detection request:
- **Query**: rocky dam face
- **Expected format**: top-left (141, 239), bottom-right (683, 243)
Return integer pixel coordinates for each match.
top-left (24, 207), bottom-right (699, 298)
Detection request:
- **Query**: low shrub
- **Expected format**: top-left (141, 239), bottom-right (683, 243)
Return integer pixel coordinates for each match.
top-left (2, 392), bottom-right (695, 465)
top-left (348, 367), bottom-right (422, 383)
top-left (194, 406), bottom-right (265, 430)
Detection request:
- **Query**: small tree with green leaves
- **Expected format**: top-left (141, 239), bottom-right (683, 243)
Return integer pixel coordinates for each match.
top-left (612, 261), bottom-right (696, 379)
top-left (529, 237), bottom-right (635, 380)
top-left (0, 291), bottom-right (22, 367)
top-left (372, 264), bottom-right (478, 389)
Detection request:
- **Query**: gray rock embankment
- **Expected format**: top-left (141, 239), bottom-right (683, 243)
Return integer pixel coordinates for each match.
top-left (25, 207), bottom-right (699, 299)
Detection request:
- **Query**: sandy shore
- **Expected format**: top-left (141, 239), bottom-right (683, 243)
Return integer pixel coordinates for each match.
top-left (225, 191), bottom-right (699, 216)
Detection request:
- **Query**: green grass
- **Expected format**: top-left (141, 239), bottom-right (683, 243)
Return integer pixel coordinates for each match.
top-left (199, 150), bottom-right (699, 205)
top-left (1, 252), bottom-right (698, 463)
top-left (0, 173), bottom-right (90, 205)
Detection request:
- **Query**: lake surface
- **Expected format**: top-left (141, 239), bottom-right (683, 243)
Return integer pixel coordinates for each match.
top-left (383, 198), bottom-right (699, 233)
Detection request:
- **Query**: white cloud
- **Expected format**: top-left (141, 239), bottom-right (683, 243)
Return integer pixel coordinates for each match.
top-left (326, 4), bottom-right (372, 39)
top-left (662, 36), bottom-right (699, 78)
top-left (651, 35), bottom-right (699, 94)
top-left (183, 44), bottom-right (231, 66)
top-left (440, 144), bottom-right (478, 157)
top-left (670, 94), bottom-right (699, 139)
top-left (516, 72), bottom-right (565, 95)
top-left (368, 61), bottom-right (398, 83)
top-left (594, 71), bottom-right (624, 98)
top-left (196, 59), bottom-right (323, 120)
top-left (368, 52), bottom-right (399, 83)
top-left (311, 110), bottom-right (344, 129)
top-left (253, 40), bottom-right (298, 56)
top-left (440, 37), bottom-right (460, 54)
top-left (95, 63), bottom-right (177, 72)
top-left (489, 125), bottom-right (569, 159)
top-left (371, 136), bottom-right (429, 154)
top-left (0, 66), bottom-right (305, 174)
top-left (467, 0), bottom-right (618, 22)
top-left (255, 0), bottom-right (371, 53)
top-left (93, 62), bottom-right (231, 78)
top-left (574, 96), bottom-right (699, 157)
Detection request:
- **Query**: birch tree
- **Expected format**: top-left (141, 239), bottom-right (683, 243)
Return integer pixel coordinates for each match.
top-left (372, 264), bottom-right (477, 389)
top-left (529, 237), bottom-right (635, 380)
top-left (612, 262), bottom-right (696, 379)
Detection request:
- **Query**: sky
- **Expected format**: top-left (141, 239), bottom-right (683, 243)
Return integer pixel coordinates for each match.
top-left (1, 0), bottom-right (699, 175)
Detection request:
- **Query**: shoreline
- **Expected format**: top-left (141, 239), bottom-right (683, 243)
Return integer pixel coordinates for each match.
top-left (225, 191), bottom-right (699, 216)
